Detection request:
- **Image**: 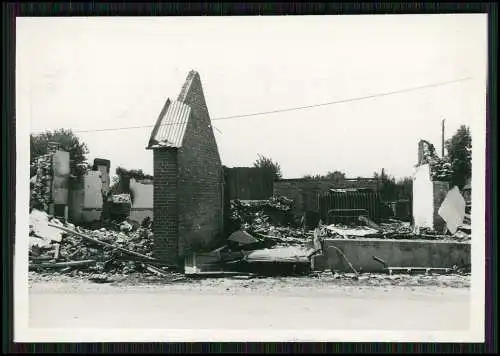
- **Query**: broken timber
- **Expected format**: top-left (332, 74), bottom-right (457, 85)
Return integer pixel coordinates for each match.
top-left (29, 259), bottom-right (96, 269)
top-left (48, 223), bottom-right (155, 261)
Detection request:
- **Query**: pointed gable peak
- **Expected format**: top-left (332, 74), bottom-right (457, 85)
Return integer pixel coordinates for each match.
top-left (177, 70), bottom-right (203, 103)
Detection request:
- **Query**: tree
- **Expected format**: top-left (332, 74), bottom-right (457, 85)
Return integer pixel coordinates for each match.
top-left (253, 154), bottom-right (282, 180)
top-left (395, 177), bottom-right (413, 200)
top-left (373, 168), bottom-right (413, 201)
top-left (302, 170), bottom-right (346, 182)
top-left (445, 125), bottom-right (472, 189)
top-left (324, 170), bottom-right (346, 182)
top-left (107, 167), bottom-right (154, 203)
top-left (114, 167), bottom-right (153, 181)
top-left (30, 129), bottom-right (90, 178)
top-left (302, 174), bottom-right (323, 180)
top-left (373, 168), bottom-right (398, 201)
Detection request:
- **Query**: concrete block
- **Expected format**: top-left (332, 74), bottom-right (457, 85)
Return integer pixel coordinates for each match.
top-left (312, 238), bottom-right (470, 272)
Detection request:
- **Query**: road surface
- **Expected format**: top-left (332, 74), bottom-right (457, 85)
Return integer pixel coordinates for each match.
top-left (29, 279), bottom-right (470, 330)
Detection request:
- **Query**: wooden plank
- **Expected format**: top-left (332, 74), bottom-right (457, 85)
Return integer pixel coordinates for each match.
top-left (141, 263), bottom-right (168, 277)
top-left (30, 260), bottom-right (96, 269)
top-left (49, 223), bottom-right (155, 261)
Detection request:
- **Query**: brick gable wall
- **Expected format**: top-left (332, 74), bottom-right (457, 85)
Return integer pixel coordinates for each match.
top-left (152, 148), bottom-right (179, 263)
top-left (151, 71), bottom-right (224, 264)
top-left (177, 73), bottom-right (224, 256)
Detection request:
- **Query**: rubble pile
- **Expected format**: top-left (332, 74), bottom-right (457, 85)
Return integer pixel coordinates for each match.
top-left (325, 224), bottom-right (381, 239)
top-left (250, 225), bottom-right (314, 246)
top-left (379, 220), bottom-right (414, 238)
top-left (231, 196), bottom-right (293, 223)
top-left (59, 226), bottom-right (155, 262)
top-left (108, 193), bottom-right (132, 204)
top-left (229, 196), bottom-right (304, 244)
top-left (103, 193), bottom-right (133, 223)
top-left (30, 154), bottom-right (53, 209)
top-left (29, 209), bottom-right (165, 281)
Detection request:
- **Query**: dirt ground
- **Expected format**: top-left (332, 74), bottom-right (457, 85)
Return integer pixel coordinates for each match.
top-left (28, 270), bottom-right (471, 291)
top-left (28, 272), bottom-right (471, 331)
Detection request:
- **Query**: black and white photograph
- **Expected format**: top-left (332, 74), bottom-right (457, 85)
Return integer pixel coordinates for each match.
top-left (15, 14), bottom-right (487, 342)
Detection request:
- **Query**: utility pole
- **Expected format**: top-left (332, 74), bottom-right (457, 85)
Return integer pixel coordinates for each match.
top-left (441, 118), bottom-right (445, 158)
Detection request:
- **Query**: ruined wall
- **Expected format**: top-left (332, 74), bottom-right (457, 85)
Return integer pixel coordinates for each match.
top-left (68, 178), bottom-right (84, 223)
top-left (67, 163), bottom-right (153, 225)
top-left (81, 170), bottom-right (103, 222)
top-left (412, 164), bottom-right (434, 229)
top-left (177, 72), bottom-right (224, 257)
top-left (129, 178), bottom-right (153, 223)
top-left (413, 164), bottom-right (450, 231)
top-left (52, 150), bottom-right (70, 205)
top-left (313, 238), bottom-right (471, 272)
top-left (152, 148), bottom-right (179, 263)
top-left (274, 178), bottom-right (378, 215)
top-left (95, 164), bottom-right (110, 193)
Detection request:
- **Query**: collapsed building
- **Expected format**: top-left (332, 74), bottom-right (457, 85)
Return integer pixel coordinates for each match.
top-left (412, 139), bottom-right (470, 234)
top-left (30, 152), bottom-right (154, 226)
top-left (28, 71), bottom-right (471, 280)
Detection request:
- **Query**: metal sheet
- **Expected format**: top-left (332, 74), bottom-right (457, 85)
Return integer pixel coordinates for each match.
top-left (151, 100), bottom-right (191, 148)
top-left (245, 246), bottom-right (313, 263)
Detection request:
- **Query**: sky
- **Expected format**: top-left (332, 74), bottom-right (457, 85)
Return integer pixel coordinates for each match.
top-left (17, 14), bottom-right (487, 179)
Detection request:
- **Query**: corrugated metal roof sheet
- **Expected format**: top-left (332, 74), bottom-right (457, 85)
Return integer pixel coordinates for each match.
top-left (148, 100), bottom-right (191, 148)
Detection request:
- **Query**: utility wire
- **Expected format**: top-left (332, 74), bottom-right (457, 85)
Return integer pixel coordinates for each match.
top-left (30, 77), bottom-right (472, 134)
top-left (212, 76), bottom-right (472, 121)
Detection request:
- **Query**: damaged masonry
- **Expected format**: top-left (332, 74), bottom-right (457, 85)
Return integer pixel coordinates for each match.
top-left (29, 70), bottom-right (471, 283)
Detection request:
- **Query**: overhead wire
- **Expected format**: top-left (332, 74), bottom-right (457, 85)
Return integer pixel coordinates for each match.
top-left (29, 76), bottom-right (473, 134)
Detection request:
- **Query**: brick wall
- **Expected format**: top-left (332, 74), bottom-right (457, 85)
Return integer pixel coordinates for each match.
top-left (177, 72), bottom-right (224, 256)
top-left (152, 148), bottom-right (179, 263)
top-left (274, 178), bottom-right (379, 216)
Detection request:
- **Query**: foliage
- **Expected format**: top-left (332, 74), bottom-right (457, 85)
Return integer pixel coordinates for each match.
top-left (373, 168), bottom-right (412, 201)
top-left (419, 139), bottom-right (452, 181)
top-left (253, 154), bottom-right (283, 180)
top-left (107, 167), bottom-right (154, 204)
top-left (30, 129), bottom-right (90, 178)
top-left (302, 174), bottom-right (323, 180)
top-left (395, 176), bottom-right (413, 200)
top-left (303, 170), bottom-right (346, 182)
top-left (114, 167), bottom-right (153, 181)
top-left (445, 125), bottom-right (472, 188)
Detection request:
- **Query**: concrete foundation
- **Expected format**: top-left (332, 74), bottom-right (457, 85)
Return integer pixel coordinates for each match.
top-left (312, 238), bottom-right (470, 272)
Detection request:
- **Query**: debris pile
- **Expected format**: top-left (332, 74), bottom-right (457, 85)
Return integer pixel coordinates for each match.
top-left (103, 193), bottom-right (133, 223)
top-left (228, 196), bottom-right (305, 245)
top-left (29, 209), bottom-right (174, 282)
top-left (229, 195), bottom-right (294, 229)
top-left (185, 196), bottom-right (326, 278)
top-left (108, 193), bottom-right (132, 204)
top-left (325, 225), bottom-right (380, 239)
top-left (30, 154), bottom-right (53, 209)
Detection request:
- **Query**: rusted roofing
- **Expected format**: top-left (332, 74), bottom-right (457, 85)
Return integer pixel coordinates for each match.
top-left (147, 99), bottom-right (191, 149)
